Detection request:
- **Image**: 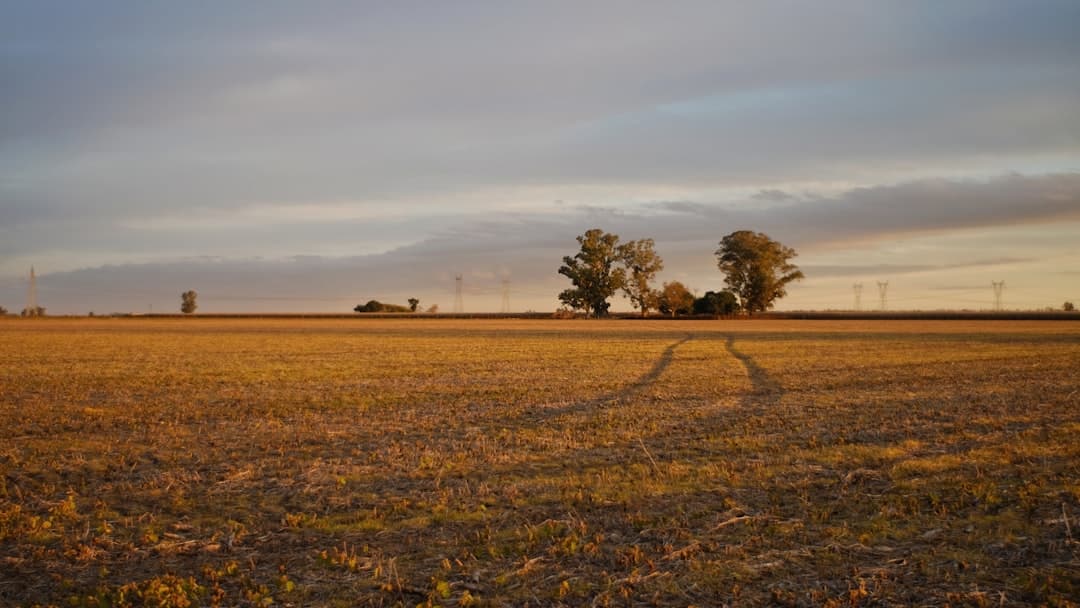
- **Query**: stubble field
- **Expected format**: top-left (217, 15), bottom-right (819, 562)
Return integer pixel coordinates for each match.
top-left (0, 318), bottom-right (1078, 607)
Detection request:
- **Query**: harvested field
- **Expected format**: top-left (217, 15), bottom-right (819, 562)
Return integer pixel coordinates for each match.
top-left (1, 318), bottom-right (1078, 606)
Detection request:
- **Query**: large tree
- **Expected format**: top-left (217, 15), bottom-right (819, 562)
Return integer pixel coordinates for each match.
top-left (619, 238), bottom-right (664, 317)
top-left (715, 230), bottom-right (804, 314)
top-left (558, 228), bottom-right (625, 317)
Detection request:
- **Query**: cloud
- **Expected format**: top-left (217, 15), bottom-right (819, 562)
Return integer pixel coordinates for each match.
top-left (803, 258), bottom-right (1037, 279)
top-left (2, 4), bottom-right (1079, 311)
top-left (3, 2), bottom-right (1078, 229)
top-left (5, 172), bottom-right (1077, 314)
top-left (738, 172), bottom-right (1080, 247)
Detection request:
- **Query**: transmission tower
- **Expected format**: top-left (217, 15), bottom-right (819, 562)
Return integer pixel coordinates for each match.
top-left (877, 281), bottom-right (889, 311)
top-left (26, 266), bottom-right (39, 317)
top-left (991, 281), bottom-right (1005, 311)
top-left (853, 282), bottom-right (863, 311)
top-left (500, 279), bottom-right (510, 313)
top-left (453, 274), bottom-right (464, 313)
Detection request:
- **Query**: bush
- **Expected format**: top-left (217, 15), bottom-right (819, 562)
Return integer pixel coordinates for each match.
top-left (693, 291), bottom-right (739, 317)
top-left (552, 307), bottom-right (578, 319)
top-left (354, 300), bottom-right (411, 313)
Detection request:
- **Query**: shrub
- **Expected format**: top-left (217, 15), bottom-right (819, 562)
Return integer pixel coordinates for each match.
top-left (693, 290), bottom-right (739, 317)
top-left (354, 300), bottom-right (411, 313)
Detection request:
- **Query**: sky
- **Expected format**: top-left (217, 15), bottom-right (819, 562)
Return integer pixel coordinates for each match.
top-left (1, 1), bottom-right (1078, 314)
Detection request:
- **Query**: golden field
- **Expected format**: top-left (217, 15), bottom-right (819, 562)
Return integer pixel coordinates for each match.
top-left (0, 318), bottom-right (1078, 607)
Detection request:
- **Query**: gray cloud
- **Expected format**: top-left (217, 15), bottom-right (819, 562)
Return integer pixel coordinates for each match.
top-left (803, 258), bottom-right (1037, 279)
top-left (3, 2), bottom-right (1079, 229)
top-left (2, 3), bottom-right (1079, 311)
top-left (5, 173), bottom-right (1077, 314)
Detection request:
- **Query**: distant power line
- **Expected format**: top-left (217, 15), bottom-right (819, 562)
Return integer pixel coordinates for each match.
top-left (992, 281), bottom-right (1005, 311)
top-left (26, 267), bottom-right (38, 315)
top-left (453, 275), bottom-right (464, 313)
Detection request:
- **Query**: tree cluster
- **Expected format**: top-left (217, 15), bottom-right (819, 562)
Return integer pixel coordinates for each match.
top-left (557, 229), bottom-right (665, 317)
top-left (354, 300), bottom-right (413, 313)
top-left (558, 228), bottom-right (803, 317)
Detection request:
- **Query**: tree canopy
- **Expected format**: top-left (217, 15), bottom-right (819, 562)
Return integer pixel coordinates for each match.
top-left (180, 290), bottom-right (197, 314)
top-left (693, 290), bottom-right (739, 317)
top-left (715, 231), bottom-right (803, 314)
top-left (558, 229), bottom-right (626, 317)
top-left (619, 238), bottom-right (664, 317)
top-left (658, 281), bottom-right (694, 317)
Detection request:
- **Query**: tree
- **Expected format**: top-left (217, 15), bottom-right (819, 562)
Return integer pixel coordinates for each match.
top-left (1066, 301), bottom-right (1076, 312)
top-left (658, 281), bottom-right (695, 317)
top-left (558, 228), bottom-right (626, 317)
top-left (715, 231), bottom-right (804, 314)
top-left (0, 305), bottom-right (7, 316)
top-left (180, 290), bottom-right (198, 314)
top-left (693, 290), bottom-right (739, 317)
top-left (408, 298), bottom-right (420, 312)
top-left (619, 238), bottom-right (664, 317)
top-left (425, 304), bottom-right (439, 314)
top-left (20, 306), bottom-right (46, 317)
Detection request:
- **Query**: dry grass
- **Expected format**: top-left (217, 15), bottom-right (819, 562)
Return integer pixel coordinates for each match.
top-left (0, 318), bottom-right (1078, 607)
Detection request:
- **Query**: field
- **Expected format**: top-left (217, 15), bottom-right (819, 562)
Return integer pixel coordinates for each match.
top-left (1, 318), bottom-right (1078, 607)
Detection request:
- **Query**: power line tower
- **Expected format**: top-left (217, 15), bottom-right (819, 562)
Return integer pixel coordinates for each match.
top-left (500, 279), bottom-right (510, 313)
top-left (25, 266), bottom-right (39, 317)
top-left (853, 282), bottom-right (863, 311)
top-left (453, 274), bottom-right (464, 313)
top-left (991, 281), bottom-right (1005, 311)
top-left (877, 281), bottom-right (889, 311)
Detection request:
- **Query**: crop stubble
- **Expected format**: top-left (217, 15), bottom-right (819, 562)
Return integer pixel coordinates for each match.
top-left (0, 318), bottom-right (1077, 606)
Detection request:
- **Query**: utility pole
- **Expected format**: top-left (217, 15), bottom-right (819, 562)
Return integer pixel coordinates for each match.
top-left (853, 282), bottom-right (863, 311)
top-left (992, 281), bottom-right (1005, 311)
top-left (453, 274), bottom-right (464, 313)
top-left (877, 281), bottom-right (889, 311)
top-left (500, 279), bottom-right (510, 313)
top-left (26, 266), bottom-right (38, 317)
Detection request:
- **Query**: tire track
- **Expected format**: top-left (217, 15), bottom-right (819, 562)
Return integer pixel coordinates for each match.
top-left (724, 335), bottom-right (784, 406)
top-left (526, 334), bottom-right (694, 422)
